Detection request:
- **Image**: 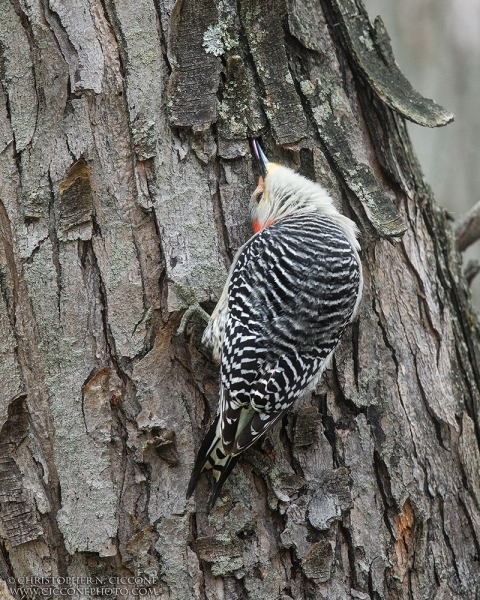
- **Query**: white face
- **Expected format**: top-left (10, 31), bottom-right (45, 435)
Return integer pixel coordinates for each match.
top-left (251, 179), bottom-right (264, 209)
top-left (250, 163), bottom-right (308, 233)
top-left (249, 163), bottom-right (339, 234)
top-left (250, 164), bottom-right (290, 232)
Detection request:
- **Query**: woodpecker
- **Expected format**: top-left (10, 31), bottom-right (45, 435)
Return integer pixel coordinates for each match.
top-left (187, 140), bottom-right (363, 507)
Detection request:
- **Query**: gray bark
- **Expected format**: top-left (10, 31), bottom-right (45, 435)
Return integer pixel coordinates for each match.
top-left (0, 0), bottom-right (479, 599)
top-left (363, 0), bottom-right (480, 309)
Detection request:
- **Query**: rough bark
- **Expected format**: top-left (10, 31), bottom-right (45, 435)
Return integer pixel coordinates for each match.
top-left (363, 0), bottom-right (480, 309)
top-left (0, 0), bottom-right (479, 599)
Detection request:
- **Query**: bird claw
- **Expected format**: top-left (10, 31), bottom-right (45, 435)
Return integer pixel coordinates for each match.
top-left (168, 280), bottom-right (211, 336)
top-left (175, 303), bottom-right (210, 336)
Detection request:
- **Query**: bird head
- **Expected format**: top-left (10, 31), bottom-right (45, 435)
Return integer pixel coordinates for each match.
top-left (249, 139), bottom-right (344, 235)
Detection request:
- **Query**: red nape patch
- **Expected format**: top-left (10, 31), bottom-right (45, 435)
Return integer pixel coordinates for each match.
top-left (252, 219), bottom-right (274, 233)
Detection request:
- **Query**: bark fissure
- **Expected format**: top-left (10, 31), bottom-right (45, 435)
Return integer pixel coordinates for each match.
top-left (47, 174), bottom-right (62, 317)
top-left (6, 1), bottom-right (41, 147)
top-left (438, 495), bottom-right (465, 594)
top-left (0, 200), bottom-right (19, 325)
top-left (370, 295), bottom-right (418, 458)
top-left (373, 451), bottom-right (396, 534)
top-left (459, 494), bottom-right (480, 561)
top-left (400, 241), bottom-right (442, 348)
top-left (0, 77), bottom-right (23, 183)
top-left (412, 354), bottom-right (449, 450)
top-left (210, 129), bottom-right (234, 265)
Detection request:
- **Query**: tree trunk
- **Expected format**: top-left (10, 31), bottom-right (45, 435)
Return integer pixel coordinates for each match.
top-left (363, 0), bottom-right (480, 310)
top-left (0, 0), bottom-right (479, 599)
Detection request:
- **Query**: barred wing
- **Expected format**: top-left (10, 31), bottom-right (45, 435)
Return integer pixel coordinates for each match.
top-left (220, 213), bottom-right (361, 454)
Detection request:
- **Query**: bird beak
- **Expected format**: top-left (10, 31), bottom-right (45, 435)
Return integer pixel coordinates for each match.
top-left (250, 139), bottom-right (269, 179)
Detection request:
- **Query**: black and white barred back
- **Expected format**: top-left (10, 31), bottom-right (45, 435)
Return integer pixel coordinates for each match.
top-left (187, 212), bottom-right (361, 506)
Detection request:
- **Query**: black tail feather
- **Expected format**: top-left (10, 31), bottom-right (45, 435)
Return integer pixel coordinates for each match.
top-left (187, 414), bottom-right (244, 509)
top-left (206, 454), bottom-right (241, 509)
top-left (186, 416), bottom-right (220, 499)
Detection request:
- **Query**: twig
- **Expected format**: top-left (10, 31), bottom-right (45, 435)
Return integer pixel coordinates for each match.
top-left (464, 259), bottom-right (480, 286)
top-left (455, 201), bottom-right (480, 251)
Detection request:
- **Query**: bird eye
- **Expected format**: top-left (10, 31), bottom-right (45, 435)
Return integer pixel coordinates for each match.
top-left (255, 192), bottom-right (263, 204)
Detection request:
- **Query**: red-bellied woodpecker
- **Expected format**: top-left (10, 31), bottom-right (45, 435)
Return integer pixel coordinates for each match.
top-left (187, 140), bottom-right (363, 507)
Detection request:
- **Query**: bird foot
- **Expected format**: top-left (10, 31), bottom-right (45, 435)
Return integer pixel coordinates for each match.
top-left (174, 303), bottom-right (210, 336)
top-left (168, 279), bottom-right (211, 336)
